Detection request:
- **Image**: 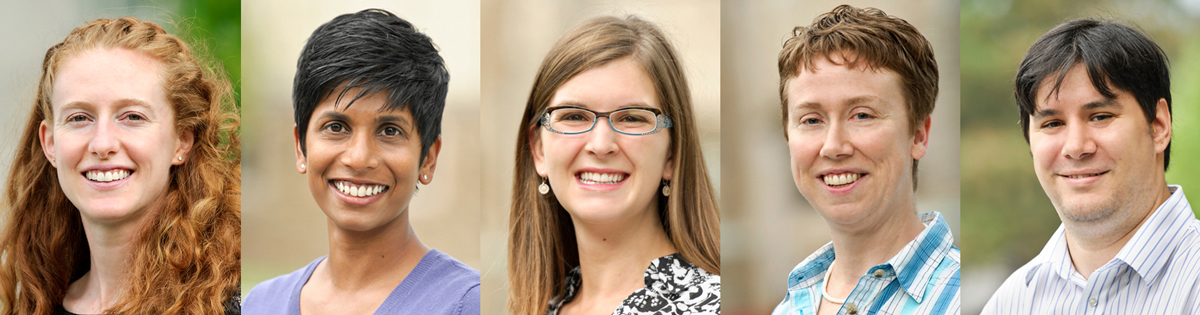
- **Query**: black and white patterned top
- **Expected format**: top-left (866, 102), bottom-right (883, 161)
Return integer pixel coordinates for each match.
top-left (547, 253), bottom-right (721, 315)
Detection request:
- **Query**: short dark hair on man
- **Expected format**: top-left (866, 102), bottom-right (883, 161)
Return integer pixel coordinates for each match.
top-left (1014, 18), bottom-right (1171, 170)
top-left (293, 8), bottom-right (449, 164)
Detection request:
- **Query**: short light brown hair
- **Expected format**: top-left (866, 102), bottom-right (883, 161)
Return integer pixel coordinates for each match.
top-left (777, 4), bottom-right (938, 188)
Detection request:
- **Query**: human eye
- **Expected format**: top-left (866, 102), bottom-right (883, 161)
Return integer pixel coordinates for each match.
top-left (1039, 120), bottom-right (1064, 129)
top-left (322, 121), bottom-right (347, 133)
top-left (66, 113), bottom-right (90, 124)
top-left (1090, 113), bottom-right (1115, 122)
top-left (378, 125), bottom-right (406, 138)
top-left (852, 112), bottom-right (874, 120)
top-left (798, 114), bottom-right (823, 126)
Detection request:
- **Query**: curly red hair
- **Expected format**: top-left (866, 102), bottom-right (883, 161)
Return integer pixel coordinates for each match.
top-left (0, 17), bottom-right (240, 315)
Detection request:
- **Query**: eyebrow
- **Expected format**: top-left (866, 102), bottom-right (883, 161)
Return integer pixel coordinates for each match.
top-left (1033, 98), bottom-right (1118, 118)
top-left (376, 115), bottom-right (411, 127)
top-left (793, 95), bottom-right (884, 111)
top-left (554, 101), bottom-right (656, 109)
top-left (59, 99), bottom-right (154, 112)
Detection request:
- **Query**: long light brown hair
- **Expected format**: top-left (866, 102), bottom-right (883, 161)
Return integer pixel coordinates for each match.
top-left (507, 15), bottom-right (719, 315)
top-left (0, 17), bottom-right (240, 315)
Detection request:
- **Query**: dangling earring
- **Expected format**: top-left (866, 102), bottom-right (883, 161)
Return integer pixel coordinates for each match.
top-left (661, 180), bottom-right (671, 197)
top-left (538, 178), bottom-right (550, 195)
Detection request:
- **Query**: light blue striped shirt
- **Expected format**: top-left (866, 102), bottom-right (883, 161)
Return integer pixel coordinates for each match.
top-left (772, 211), bottom-right (961, 315)
top-left (984, 185), bottom-right (1198, 314)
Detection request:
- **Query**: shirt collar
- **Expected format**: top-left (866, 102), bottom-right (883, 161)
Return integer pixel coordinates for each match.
top-left (787, 211), bottom-right (957, 303)
top-left (1027, 185), bottom-right (1192, 285)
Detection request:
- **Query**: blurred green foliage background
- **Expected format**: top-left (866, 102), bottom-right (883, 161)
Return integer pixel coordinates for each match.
top-left (961, 0), bottom-right (1200, 313)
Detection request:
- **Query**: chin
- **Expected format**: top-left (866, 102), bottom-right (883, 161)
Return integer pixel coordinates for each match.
top-left (76, 202), bottom-right (143, 222)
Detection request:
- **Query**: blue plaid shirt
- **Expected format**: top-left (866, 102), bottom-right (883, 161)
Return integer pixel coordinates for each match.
top-left (773, 211), bottom-right (961, 315)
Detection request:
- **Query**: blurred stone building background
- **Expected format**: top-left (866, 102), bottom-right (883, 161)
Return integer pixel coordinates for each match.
top-left (240, 0), bottom-right (481, 295)
top-left (960, 0), bottom-right (1200, 314)
top-left (480, 0), bottom-right (720, 313)
top-left (721, 0), bottom-right (960, 314)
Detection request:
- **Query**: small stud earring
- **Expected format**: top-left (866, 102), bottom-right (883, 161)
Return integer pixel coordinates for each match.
top-left (177, 156), bottom-right (182, 161)
top-left (661, 180), bottom-right (671, 197)
top-left (300, 164), bottom-right (306, 170)
top-left (538, 178), bottom-right (550, 195)
top-left (423, 175), bottom-right (428, 181)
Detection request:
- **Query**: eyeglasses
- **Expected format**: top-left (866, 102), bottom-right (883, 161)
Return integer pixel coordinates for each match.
top-left (540, 106), bottom-right (673, 136)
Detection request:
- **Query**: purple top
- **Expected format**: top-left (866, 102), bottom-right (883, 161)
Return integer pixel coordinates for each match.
top-left (243, 249), bottom-right (480, 315)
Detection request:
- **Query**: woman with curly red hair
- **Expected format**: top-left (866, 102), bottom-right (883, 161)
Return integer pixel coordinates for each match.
top-left (0, 17), bottom-right (241, 315)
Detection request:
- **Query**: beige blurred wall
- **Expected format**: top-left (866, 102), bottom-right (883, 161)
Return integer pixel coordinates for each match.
top-left (240, 0), bottom-right (482, 295)
top-left (480, 0), bottom-right (720, 313)
top-left (721, 0), bottom-right (960, 314)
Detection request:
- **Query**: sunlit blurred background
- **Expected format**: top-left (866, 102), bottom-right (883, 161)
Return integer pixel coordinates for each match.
top-left (241, 0), bottom-right (481, 295)
top-left (960, 0), bottom-right (1200, 313)
top-left (0, 0), bottom-right (239, 217)
top-left (480, 0), bottom-right (720, 313)
top-left (721, 1), bottom-right (961, 314)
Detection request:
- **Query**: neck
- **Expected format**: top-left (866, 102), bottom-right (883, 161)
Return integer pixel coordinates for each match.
top-left (1064, 183), bottom-right (1172, 278)
top-left (323, 212), bottom-right (429, 291)
top-left (67, 204), bottom-right (159, 312)
top-left (825, 206), bottom-right (925, 299)
top-left (570, 204), bottom-right (677, 305)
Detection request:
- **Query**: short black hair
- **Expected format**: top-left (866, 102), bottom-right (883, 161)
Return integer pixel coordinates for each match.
top-left (293, 8), bottom-right (449, 164)
top-left (1014, 18), bottom-right (1171, 170)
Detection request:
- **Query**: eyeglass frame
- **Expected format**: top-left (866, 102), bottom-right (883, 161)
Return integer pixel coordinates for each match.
top-left (538, 105), bottom-right (674, 136)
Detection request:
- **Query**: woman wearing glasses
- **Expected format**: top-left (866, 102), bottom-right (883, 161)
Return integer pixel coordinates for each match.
top-left (507, 15), bottom-right (720, 315)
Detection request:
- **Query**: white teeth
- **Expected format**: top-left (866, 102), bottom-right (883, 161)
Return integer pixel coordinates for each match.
top-left (85, 169), bottom-right (130, 182)
top-left (578, 172), bottom-right (626, 184)
top-left (1066, 173), bottom-right (1102, 179)
top-left (335, 180), bottom-right (387, 197)
top-left (823, 173), bottom-right (862, 186)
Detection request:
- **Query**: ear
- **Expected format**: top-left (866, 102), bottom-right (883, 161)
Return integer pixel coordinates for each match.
top-left (294, 125), bottom-right (307, 174)
top-left (418, 136), bottom-right (442, 185)
top-left (662, 149), bottom-right (675, 181)
top-left (39, 120), bottom-right (57, 168)
top-left (172, 128), bottom-right (195, 165)
top-left (910, 116), bottom-right (931, 160)
top-left (1151, 98), bottom-right (1171, 154)
top-left (530, 128), bottom-right (547, 177)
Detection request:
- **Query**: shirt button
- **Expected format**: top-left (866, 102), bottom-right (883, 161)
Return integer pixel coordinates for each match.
top-left (873, 269), bottom-right (885, 278)
top-left (846, 303), bottom-right (858, 314)
top-left (1088, 297), bottom-right (1098, 307)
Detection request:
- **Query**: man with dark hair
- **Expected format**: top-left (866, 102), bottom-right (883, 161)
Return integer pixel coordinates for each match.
top-left (772, 5), bottom-right (959, 315)
top-left (243, 9), bottom-right (480, 315)
top-left (984, 18), bottom-right (1193, 314)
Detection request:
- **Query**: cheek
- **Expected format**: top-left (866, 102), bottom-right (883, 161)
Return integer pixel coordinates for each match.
top-left (787, 134), bottom-right (821, 172)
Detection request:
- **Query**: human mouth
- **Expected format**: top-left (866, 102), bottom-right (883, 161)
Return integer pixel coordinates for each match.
top-left (84, 169), bottom-right (132, 182)
top-left (577, 171), bottom-right (627, 185)
top-left (822, 172), bottom-right (863, 187)
top-left (333, 180), bottom-right (389, 197)
top-left (1061, 171), bottom-right (1108, 179)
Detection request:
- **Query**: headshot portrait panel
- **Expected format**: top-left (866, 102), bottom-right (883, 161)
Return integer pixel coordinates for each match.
top-left (239, 0), bottom-right (481, 310)
top-left (0, 1), bottom-right (241, 314)
top-left (962, 0), bottom-right (1200, 313)
top-left (721, 0), bottom-right (960, 313)
top-left (480, 0), bottom-right (720, 314)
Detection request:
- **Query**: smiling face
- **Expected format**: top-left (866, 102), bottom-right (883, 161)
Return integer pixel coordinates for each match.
top-left (1028, 64), bottom-right (1170, 225)
top-left (532, 58), bottom-right (673, 225)
top-left (39, 48), bottom-right (191, 225)
top-left (784, 55), bottom-right (929, 228)
top-left (295, 89), bottom-right (438, 233)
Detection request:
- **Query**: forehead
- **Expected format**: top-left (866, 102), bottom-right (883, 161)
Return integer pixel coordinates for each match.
top-left (51, 48), bottom-right (167, 110)
top-left (786, 56), bottom-right (905, 111)
top-left (313, 89), bottom-right (412, 120)
top-left (550, 58), bottom-right (660, 110)
top-left (1034, 64), bottom-right (1135, 113)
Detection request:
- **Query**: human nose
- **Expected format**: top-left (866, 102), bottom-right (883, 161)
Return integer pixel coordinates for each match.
top-left (340, 132), bottom-right (380, 171)
top-left (584, 117), bottom-right (619, 157)
top-left (87, 119), bottom-right (119, 160)
top-left (1062, 123), bottom-right (1096, 160)
top-left (818, 121), bottom-right (853, 159)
